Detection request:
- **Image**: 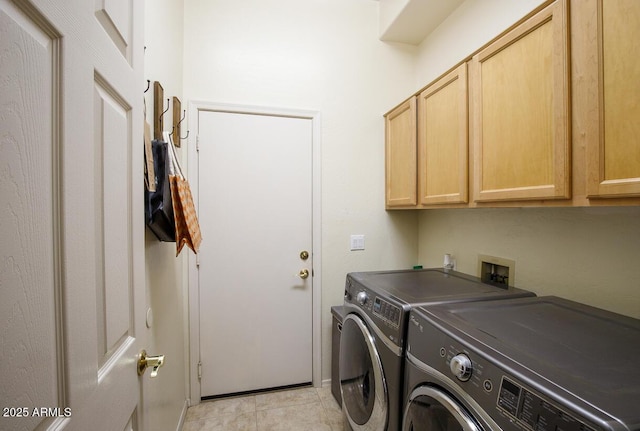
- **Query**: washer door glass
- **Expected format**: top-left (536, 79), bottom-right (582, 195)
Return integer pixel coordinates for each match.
top-left (340, 314), bottom-right (387, 430)
top-left (403, 386), bottom-right (481, 431)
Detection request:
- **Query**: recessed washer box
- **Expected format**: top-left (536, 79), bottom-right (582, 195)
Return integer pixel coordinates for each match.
top-left (477, 254), bottom-right (516, 287)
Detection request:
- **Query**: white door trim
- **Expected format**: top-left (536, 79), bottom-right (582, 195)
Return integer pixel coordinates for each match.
top-left (186, 101), bottom-right (322, 405)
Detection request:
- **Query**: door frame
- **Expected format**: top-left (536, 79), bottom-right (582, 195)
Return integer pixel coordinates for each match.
top-left (186, 101), bottom-right (322, 405)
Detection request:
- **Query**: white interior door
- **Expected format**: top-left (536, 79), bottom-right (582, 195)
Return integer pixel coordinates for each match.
top-left (0, 0), bottom-right (145, 430)
top-left (197, 109), bottom-right (313, 397)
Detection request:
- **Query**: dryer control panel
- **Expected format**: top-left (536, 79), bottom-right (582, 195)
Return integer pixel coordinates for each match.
top-left (344, 275), bottom-right (407, 348)
top-left (372, 296), bottom-right (400, 328)
top-left (497, 377), bottom-right (596, 431)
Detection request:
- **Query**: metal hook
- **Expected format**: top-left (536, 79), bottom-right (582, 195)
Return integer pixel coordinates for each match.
top-left (144, 79), bottom-right (150, 93)
top-left (170, 109), bottom-right (184, 136)
top-left (178, 110), bottom-right (189, 140)
top-left (159, 98), bottom-right (170, 124)
top-left (177, 109), bottom-right (186, 126)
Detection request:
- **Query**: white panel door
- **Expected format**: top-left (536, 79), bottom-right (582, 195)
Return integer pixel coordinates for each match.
top-left (0, 0), bottom-right (145, 430)
top-left (198, 110), bottom-right (313, 397)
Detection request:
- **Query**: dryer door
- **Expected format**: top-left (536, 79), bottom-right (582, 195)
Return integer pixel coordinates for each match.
top-left (403, 386), bottom-right (482, 431)
top-left (340, 313), bottom-right (388, 431)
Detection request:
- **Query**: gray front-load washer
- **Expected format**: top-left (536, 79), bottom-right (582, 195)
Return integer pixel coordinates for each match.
top-left (403, 296), bottom-right (640, 431)
top-left (339, 268), bottom-right (535, 431)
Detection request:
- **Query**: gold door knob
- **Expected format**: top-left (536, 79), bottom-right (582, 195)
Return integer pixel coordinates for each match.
top-left (300, 250), bottom-right (309, 260)
top-left (298, 269), bottom-right (310, 279)
top-left (137, 350), bottom-right (165, 378)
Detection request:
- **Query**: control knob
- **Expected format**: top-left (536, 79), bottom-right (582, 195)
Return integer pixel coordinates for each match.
top-left (356, 291), bottom-right (368, 306)
top-left (450, 354), bottom-right (472, 382)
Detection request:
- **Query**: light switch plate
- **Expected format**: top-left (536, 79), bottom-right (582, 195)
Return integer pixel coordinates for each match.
top-left (350, 234), bottom-right (365, 251)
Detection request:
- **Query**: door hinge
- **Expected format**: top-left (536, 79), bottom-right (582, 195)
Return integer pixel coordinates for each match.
top-left (196, 253), bottom-right (200, 268)
top-left (197, 361), bottom-right (202, 380)
top-left (196, 135), bottom-right (200, 152)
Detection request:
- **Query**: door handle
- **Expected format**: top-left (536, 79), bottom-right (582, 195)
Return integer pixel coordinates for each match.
top-left (137, 350), bottom-right (165, 378)
top-left (298, 269), bottom-right (310, 279)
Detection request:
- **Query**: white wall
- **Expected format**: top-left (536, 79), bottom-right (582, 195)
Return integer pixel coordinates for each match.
top-left (143, 0), bottom-right (189, 429)
top-left (414, 0), bottom-right (640, 319)
top-left (182, 0), bottom-right (420, 381)
top-left (418, 207), bottom-right (640, 319)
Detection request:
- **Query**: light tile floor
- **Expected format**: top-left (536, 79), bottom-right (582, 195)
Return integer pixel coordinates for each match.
top-left (183, 386), bottom-right (346, 431)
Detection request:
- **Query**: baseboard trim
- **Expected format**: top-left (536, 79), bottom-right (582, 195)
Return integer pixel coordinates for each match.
top-left (176, 399), bottom-right (189, 431)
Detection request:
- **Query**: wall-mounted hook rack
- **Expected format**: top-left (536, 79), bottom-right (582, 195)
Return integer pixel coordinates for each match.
top-left (172, 97), bottom-right (182, 147)
top-left (153, 81), bottom-right (165, 140)
top-left (152, 82), bottom-right (187, 143)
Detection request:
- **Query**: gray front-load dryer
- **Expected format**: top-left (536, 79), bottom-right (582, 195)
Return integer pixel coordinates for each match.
top-left (403, 296), bottom-right (640, 431)
top-left (339, 268), bottom-right (535, 431)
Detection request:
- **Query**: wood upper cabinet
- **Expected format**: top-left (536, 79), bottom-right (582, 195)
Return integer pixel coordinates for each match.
top-left (385, 97), bottom-right (417, 208)
top-left (585, 0), bottom-right (640, 198)
top-left (471, 0), bottom-right (570, 202)
top-left (418, 63), bottom-right (469, 205)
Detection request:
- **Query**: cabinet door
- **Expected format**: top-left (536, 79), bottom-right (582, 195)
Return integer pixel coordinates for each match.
top-left (385, 97), bottom-right (417, 208)
top-left (471, 0), bottom-right (570, 202)
top-left (586, 0), bottom-right (640, 198)
top-left (418, 63), bottom-right (468, 205)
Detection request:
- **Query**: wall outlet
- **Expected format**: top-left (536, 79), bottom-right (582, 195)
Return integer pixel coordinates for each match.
top-left (477, 254), bottom-right (515, 288)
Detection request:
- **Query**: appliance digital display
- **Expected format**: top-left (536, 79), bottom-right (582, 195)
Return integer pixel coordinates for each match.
top-left (498, 378), bottom-right (521, 417)
top-left (372, 297), bottom-right (400, 327)
top-left (374, 297), bottom-right (381, 312)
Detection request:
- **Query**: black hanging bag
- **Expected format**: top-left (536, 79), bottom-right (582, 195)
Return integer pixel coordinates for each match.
top-left (145, 139), bottom-right (176, 242)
